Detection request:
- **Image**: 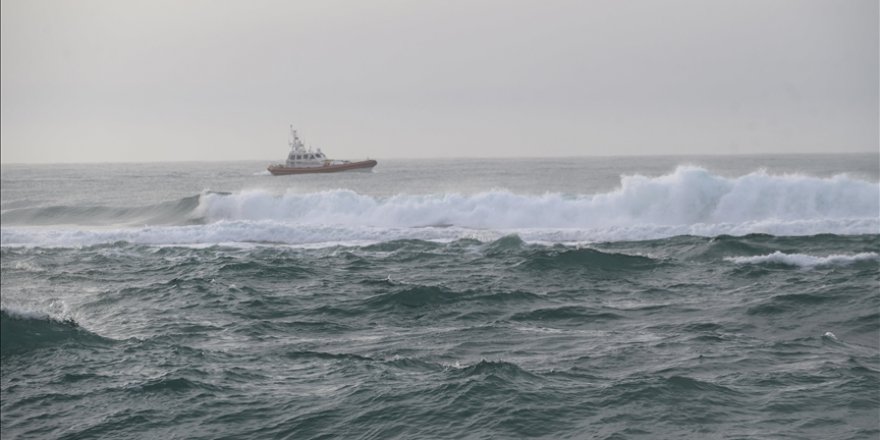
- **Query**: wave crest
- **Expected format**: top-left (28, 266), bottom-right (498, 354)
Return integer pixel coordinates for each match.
top-left (3, 167), bottom-right (877, 247)
top-left (726, 251), bottom-right (880, 268)
top-left (0, 307), bottom-right (109, 356)
top-left (196, 167), bottom-right (878, 229)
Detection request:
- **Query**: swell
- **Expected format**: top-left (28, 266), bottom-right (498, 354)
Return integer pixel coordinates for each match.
top-left (356, 285), bottom-right (541, 314)
top-left (3, 233), bottom-right (876, 272)
top-left (0, 193), bottom-right (207, 227)
top-left (523, 247), bottom-right (663, 271)
top-left (510, 306), bottom-right (624, 324)
top-left (2, 240), bottom-right (878, 440)
top-left (605, 233), bottom-right (880, 262)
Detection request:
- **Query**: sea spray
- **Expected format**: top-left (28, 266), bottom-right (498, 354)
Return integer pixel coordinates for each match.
top-left (3, 167), bottom-right (878, 247)
top-left (196, 167), bottom-right (879, 228)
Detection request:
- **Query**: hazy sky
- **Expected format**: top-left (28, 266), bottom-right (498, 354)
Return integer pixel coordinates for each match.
top-left (1, 0), bottom-right (877, 163)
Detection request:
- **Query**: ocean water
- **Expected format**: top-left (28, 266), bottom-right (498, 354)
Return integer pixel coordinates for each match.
top-left (1, 154), bottom-right (879, 439)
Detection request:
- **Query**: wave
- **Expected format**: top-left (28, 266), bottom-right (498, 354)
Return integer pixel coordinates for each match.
top-left (0, 194), bottom-right (205, 226)
top-left (600, 376), bottom-right (743, 407)
top-left (726, 251), bottom-right (880, 268)
top-left (0, 307), bottom-right (110, 356)
top-left (135, 375), bottom-right (226, 394)
top-left (2, 167), bottom-right (877, 247)
top-left (4, 220), bottom-right (878, 248)
top-left (449, 359), bottom-right (540, 381)
top-left (510, 306), bottom-right (624, 323)
top-left (360, 285), bottom-right (540, 312)
top-left (524, 248), bottom-right (662, 271)
top-left (195, 167), bottom-right (878, 228)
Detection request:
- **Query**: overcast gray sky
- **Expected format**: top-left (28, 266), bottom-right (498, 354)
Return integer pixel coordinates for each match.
top-left (1, 0), bottom-right (877, 163)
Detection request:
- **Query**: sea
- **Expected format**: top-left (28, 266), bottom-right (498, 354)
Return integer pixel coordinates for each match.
top-left (1, 154), bottom-right (879, 439)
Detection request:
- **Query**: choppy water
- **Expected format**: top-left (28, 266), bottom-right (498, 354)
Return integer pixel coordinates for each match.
top-left (2, 155), bottom-right (879, 439)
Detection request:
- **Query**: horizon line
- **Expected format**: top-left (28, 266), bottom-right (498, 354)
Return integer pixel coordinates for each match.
top-left (2, 151), bottom-right (878, 166)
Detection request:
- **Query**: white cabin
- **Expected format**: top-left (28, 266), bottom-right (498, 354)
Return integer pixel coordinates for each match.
top-left (284, 125), bottom-right (330, 168)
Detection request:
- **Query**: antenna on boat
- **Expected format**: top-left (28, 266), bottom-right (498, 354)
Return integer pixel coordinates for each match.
top-left (289, 123), bottom-right (303, 150)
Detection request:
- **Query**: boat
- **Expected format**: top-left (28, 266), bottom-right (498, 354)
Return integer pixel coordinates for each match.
top-left (267, 125), bottom-right (377, 175)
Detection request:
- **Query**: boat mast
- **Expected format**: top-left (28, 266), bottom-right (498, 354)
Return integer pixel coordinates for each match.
top-left (289, 124), bottom-right (295, 149)
top-left (289, 124), bottom-right (305, 152)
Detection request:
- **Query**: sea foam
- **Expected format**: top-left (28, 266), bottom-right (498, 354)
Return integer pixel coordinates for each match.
top-left (2, 167), bottom-right (877, 247)
top-left (725, 251), bottom-right (880, 268)
top-left (195, 167), bottom-right (878, 228)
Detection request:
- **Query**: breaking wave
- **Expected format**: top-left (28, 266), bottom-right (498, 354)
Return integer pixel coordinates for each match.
top-left (725, 251), bottom-right (880, 268)
top-left (2, 167), bottom-right (877, 247)
top-left (195, 167), bottom-right (878, 228)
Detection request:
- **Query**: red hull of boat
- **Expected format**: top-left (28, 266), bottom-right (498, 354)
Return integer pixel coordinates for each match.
top-left (268, 159), bottom-right (377, 175)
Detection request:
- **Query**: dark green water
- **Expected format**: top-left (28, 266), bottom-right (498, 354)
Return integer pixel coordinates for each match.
top-left (2, 157), bottom-right (878, 438)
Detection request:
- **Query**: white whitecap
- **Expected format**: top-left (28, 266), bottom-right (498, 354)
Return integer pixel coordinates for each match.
top-left (725, 251), bottom-right (880, 268)
top-left (3, 166), bottom-right (878, 247)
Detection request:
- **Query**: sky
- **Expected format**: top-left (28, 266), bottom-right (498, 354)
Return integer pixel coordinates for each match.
top-left (1, 0), bottom-right (877, 163)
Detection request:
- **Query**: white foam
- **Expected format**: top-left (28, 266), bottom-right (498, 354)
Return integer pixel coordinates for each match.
top-left (194, 167), bottom-right (879, 229)
top-left (3, 218), bottom-right (877, 248)
top-left (0, 304), bottom-right (53, 320)
top-left (0, 299), bottom-right (79, 324)
top-left (2, 167), bottom-right (878, 247)
top-left (725, 251), bottom-right (880, 268)
top-left (10, 260), bottom-right (45, 272)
